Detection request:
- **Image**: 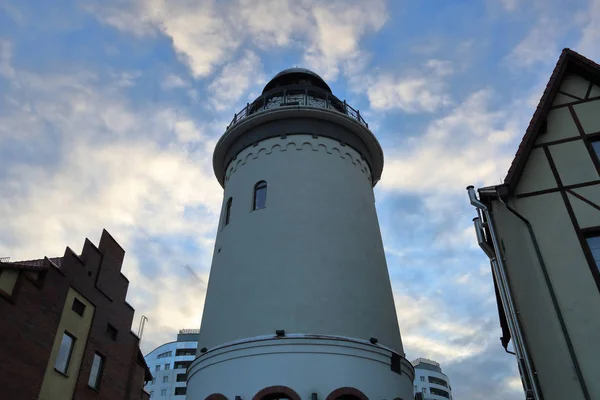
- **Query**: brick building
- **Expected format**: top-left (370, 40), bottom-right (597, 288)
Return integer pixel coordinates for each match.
top-left (0, 229), bottom-right (152, 400)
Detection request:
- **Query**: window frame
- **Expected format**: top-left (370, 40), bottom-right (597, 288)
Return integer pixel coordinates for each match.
top-left (224, 197), bottom-right (233, 226)
top-left (581, 227), bottom-right (600, 292)
top-left (252, 180), bottom-right (268, 210)
top-left (54, 331), bottom-right (76, 375)
top-left (106, 323), bottom-right (118, 341)
top-left (71, 297), bottom-right (86, 317)
top-left (87, 352), bottom-right (105, 390)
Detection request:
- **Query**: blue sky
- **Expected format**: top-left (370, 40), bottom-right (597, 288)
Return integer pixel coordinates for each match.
top-left (1, 1), bottom-right (599, 399)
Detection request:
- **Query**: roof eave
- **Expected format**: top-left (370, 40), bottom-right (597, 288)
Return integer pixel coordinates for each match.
top-left (504, 48), bottom-right (600, 193)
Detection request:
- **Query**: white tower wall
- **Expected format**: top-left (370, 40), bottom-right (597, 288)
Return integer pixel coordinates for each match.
top-left (198, 135), bottom-right (402, 351)
top-left (188, 68), bottom-right (414, 400)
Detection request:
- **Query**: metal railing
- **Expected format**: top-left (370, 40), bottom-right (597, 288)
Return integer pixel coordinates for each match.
top-left (227, 85), bottom-right (368, 130)
top-left (178, 329), bottom-right (200, 335)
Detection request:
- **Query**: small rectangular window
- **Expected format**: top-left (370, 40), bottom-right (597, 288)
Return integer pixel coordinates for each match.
top-left (175, 348), bottom-right (196, 357)
top-left (420, 376), bottom-right (425, 382)
top-left (592, 141), bottom-right (600, 160)
top-left (174, 360), bottom-right (191, 369)
top-left (430, 387), bottom-right (450, 398)
top-left (155, 365), bottom-right (161, 372)
top-left (174, 387), bottom-right (187, 396)
top-left (163, 376), bottom-right (168, 383)
top-left (106, 324), bottom-right (118, 341)
top-left (225, 197), bottom-right (233, 226)
top-left (161, 389), bottom-right (167, 396)
top-left (88, 353), bottom-right (105, 389)
top-left (55, 332), bottom-right (76, 374)
top-left (164, 363), bottom-right (170, 370)
top-left (586, 235), bottom-right (600, 272)
top-left (176, 373), bottom-right (187, 382)
top-left (72, 298), bottom-right (86, 316)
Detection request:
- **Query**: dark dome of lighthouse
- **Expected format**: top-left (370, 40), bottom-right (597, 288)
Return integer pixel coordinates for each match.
top-left (262, 68), bottom-right (331, 94)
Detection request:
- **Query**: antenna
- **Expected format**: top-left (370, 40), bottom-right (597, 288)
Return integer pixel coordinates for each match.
top-left (138, 315), bottom-right (149, 342)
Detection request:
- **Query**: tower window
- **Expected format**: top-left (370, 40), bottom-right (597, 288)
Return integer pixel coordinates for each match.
top-left (253, 181), bottom-right (267, 210)
top-left (225, 197), bottom-right (233, 225)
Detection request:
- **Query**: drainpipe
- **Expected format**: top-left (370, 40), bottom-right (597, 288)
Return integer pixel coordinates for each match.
top-left (467, 186), bottom-right (540, 400)
top-left (499, 197), bottom-right (590, 400)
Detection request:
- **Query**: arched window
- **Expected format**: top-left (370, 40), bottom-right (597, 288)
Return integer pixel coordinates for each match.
top-left (252, 386), bottom-right (301, 400)
top-left (253, 181), bottom-right (267, 210)
top-left (225, 197), bottom-right (233, 225)
top-left (326, 388), bottom-right (368, 400)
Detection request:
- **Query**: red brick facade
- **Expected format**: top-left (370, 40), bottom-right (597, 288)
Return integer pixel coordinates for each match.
top-left (0, 230), bottom-right (151, 400)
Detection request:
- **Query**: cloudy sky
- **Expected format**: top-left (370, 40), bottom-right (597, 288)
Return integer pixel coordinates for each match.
top-left (1, 0), bottom-right (599, 399)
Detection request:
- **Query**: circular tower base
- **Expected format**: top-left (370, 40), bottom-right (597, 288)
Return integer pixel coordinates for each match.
top-left (187, 335), bottom-right (414, 400)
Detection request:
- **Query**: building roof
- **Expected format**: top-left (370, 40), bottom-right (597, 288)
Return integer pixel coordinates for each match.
top-left (411, 358), bottom-right (442, 373)
top-left (0, 257), bottom-right (63, 271)
top-left (262, 67), bottom-right (332, 93)
top-left (504, 48), bottom-right (600, 192)
top-left (137, 348), bottom-right (153, 382)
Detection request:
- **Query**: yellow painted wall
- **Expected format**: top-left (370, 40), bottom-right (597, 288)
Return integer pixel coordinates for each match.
top-left (0, 268), bottom-right (19, 295)
top-left (38, 288), bottom-right (95, 400)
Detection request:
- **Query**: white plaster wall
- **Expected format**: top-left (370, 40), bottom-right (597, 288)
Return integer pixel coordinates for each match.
top-left (574, 99), bottom-right (600, 133)
top-left (199, 134), bottom-right (403, 353)
top-left (535, 108), bottom-right (580, 145)
top-left (187, 338), bottom-right (413, 400)
top-left (549, 141), bottom-right (598, 186)
top-left (571, 184), bottom-right (600, 228)
top-left (514, 148), bottom-right (557, 195)
top-left (559, 73), bottom-right (590, 98)
top-left (491, 193), bottom-right (600, 399)
top-left (491, 197), bottom-right (585, 400)
top-left (590, 85), bottom-right (600, 98)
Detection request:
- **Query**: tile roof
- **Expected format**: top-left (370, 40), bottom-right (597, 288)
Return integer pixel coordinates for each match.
top-left (504, 48), bottom-right (600, 191)
top-left (1, 257), bottom-right (63, 270)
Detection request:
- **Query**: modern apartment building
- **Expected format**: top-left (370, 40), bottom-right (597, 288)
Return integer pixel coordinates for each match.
top-left (0, 229), bottom-right (152, 400)
top-left (468, 48), bottom-right (600, 400)
top-left (144, 329), bottom-right (199, 399)
top-left (412, 358), bottom-right (453, 400)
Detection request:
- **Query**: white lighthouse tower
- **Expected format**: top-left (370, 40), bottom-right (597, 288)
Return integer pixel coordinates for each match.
top-left (187, 69), bottom-right (414, 400)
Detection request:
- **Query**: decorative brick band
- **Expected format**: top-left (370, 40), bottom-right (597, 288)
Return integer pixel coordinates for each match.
top-left (325, 387), bottom-right (369, 400)
top-left (205, 394), bottom-right (228, 400)
top-left (225, 135), bottom-right (372, 184)
top-left (252, 385), bottom-right (301, 400)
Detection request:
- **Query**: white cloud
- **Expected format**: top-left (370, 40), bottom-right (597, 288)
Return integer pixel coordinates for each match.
top-left (366, 59), bottom-right (454, 113)
top-left (208, 50), bottom-right (264, 111)
top-left (162, 73), bottom-right (188, 89)
top-left (303, 0), bottom-right (387, 80)
top-left (499, 0), bottom-right (519, 11)
top-left (86, 0), bottom-right (387, 81)
top-left (379, 89), bottom-right (517, 194)
top-left (396, 293), bottom-right (492, 363)
top-left (0, 39), bottom-right (15, 79)
top-left (507, 17), bottom-right (561, 67)
top-left (577, 0), bottom-right (600, 60)
top-left (0, 48), bottom-right (223, 353)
